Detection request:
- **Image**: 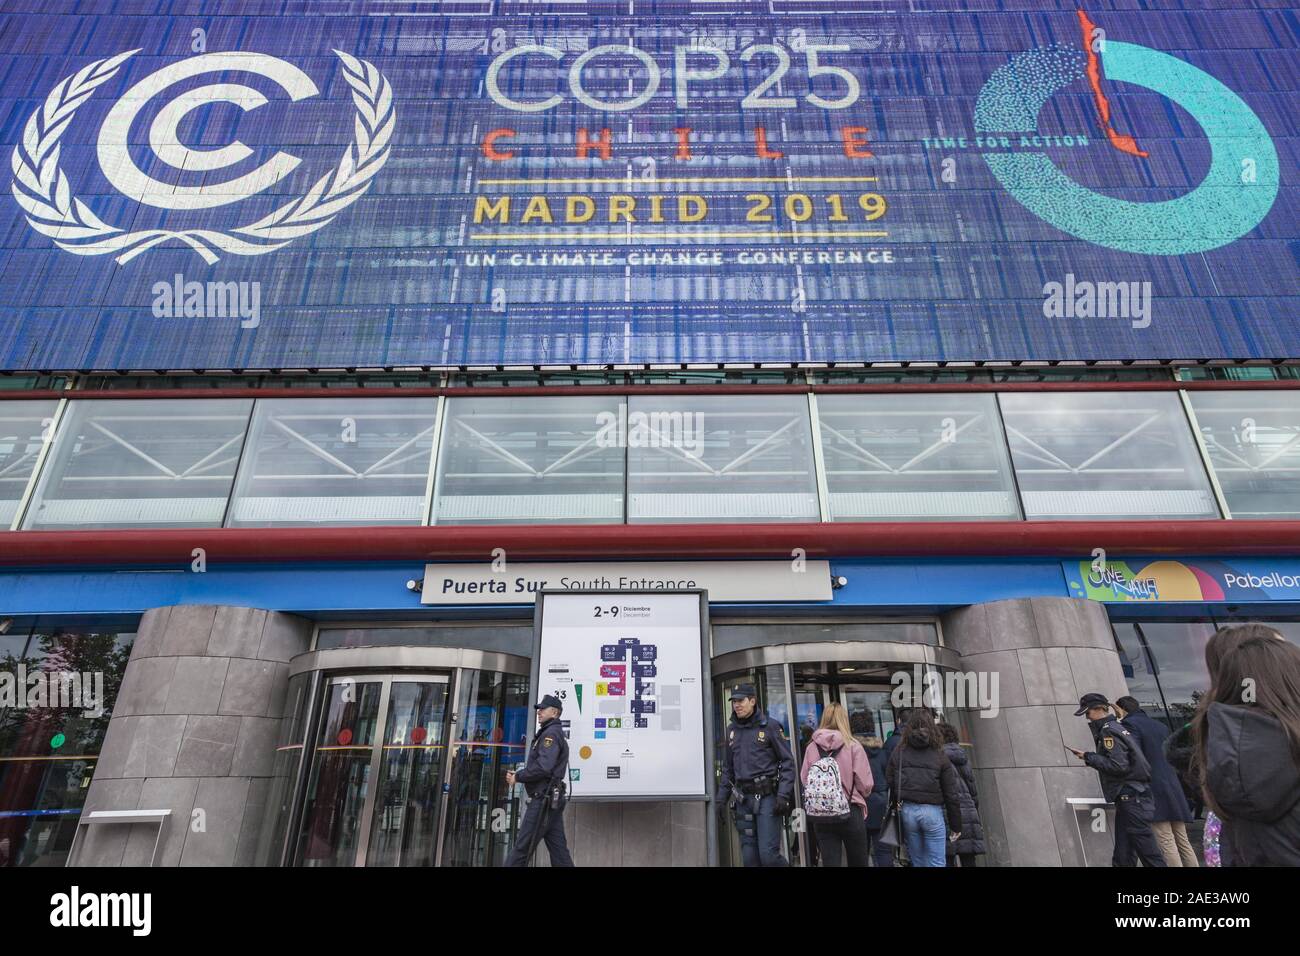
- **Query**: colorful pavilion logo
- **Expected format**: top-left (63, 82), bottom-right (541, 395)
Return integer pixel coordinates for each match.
top-left (974, 11), bottom-right (1279, 255)
top-left (1071, 559), bottom-right (1227, 602)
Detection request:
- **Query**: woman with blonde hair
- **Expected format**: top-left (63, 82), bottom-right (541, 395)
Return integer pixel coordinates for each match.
top-left (799, 702), bottom-right (874, 866)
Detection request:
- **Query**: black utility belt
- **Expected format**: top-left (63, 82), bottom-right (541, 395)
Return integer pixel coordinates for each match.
top-left (532, 780), bottom-right (568, 801)
top-left (1117, 782), bottom-right (1150, 798)
top-left (737, 776), bottom-right (778, 796)
top-left (547, 780), bottom-right (568, 810)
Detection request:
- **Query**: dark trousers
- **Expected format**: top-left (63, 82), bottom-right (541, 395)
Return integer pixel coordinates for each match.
top-left (506, 796), bottom-right (574, 867)
top-left (865, 827), bottom-right (895, 867)
top-left (734, 793), bottom-right (787, 867)
top-left (813, 813), bottom-right (870, 867)
top-left (1113, 789), bottom-right (1167, 868)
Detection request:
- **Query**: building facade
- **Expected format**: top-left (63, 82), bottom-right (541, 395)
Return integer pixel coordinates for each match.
top-left (0, 0), bottom-right (1297, 867)
top-left (4, 371), bottom-right (1300, 867)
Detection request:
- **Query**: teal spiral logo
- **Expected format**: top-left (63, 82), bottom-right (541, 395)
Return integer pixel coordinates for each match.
top-left (974, 41), bottom-right (1279, 255)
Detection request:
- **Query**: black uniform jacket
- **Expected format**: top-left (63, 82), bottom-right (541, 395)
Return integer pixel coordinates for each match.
top-left (516, 717), bottom-right (569, 799)
top-left (1084, 717), bottom-right (1151, 802)
top-left (717, 709), bottom-right (795, 804)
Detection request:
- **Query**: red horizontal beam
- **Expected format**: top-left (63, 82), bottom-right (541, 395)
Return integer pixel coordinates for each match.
top-left (1, 521), bottom-right (1297, 568)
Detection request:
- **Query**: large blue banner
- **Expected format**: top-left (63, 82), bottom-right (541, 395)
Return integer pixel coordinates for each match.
top-left (0, 1), bottom-right (1293, 370)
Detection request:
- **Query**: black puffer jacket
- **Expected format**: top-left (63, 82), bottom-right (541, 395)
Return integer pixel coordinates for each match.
top-left (885, 724), bottom-right (962, 834)
top-left (863, 743), bottom-right (889, 830)
top-left (1204, 702), bottom-right (1300, 866)
top-left (942, 743), bottom-right (986, 857)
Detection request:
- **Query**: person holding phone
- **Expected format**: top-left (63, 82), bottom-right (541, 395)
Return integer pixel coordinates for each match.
top-left (1068, 693), bottom-right (1166, 867)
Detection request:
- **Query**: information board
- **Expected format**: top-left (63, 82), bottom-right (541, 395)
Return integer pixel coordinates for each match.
top-left (0, 1), bottom-right (1293, 370)
top-left (532, 589), bottom-right (709, 799)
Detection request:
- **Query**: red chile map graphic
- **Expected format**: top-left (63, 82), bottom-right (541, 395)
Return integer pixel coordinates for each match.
top-left (0, 0), bottom-right (1292, 370)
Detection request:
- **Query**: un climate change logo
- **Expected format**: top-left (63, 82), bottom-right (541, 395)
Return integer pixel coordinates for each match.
top-left (11, 50), bottom-right (395, 263)
top-left (975, 41), bottom-right (1279, 255)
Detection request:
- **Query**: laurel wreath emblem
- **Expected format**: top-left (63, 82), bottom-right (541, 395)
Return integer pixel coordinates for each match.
top-left (10, 49), bottom-right (394, 264)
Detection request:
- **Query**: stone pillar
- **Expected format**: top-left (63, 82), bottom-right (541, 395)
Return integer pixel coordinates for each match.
top-left (534, 801), bottom-right (708, 867)
top-left (940, 597), bottom-right (1128, 867)
top-left (76, 604), bottom-right (311, 866)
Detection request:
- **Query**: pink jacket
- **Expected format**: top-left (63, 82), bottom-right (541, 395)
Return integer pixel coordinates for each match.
top-left (800, 729), bottom-right (874, 817)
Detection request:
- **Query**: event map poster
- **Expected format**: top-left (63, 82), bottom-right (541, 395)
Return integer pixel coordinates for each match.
top-left (0, 1), bottom-right (1294, 371)
top-left (534, 590), bottom-right (707, 799)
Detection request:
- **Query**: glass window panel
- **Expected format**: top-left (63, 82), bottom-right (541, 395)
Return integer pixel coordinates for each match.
top-left (228, 397), bottom-right (438, 527)
top-left (433, 396), bottom-right (625, 525)
top-left (1119, 618), bottom-right (1300, 736)
top-left (712, 621), bottom-right (938, 656)
top-left (628, 394), bottom-right (818, 523)
top-left (1188, 390), bottom-right (1300, 518)
top-left (255, 672), bottom-right (311, 867)
top-left (1112, 623), bottom-right (1164, 720)
top-left (315, 625), bottom-right (531, 657)
top-left (817, 393), bottom-right (1020, 520)
top-left (998, 392), bottom-right (1219, 520)
top-left (1114, 621), bottom-right (1217, 730)
top-left (1210, 615), bottom-right (1300, 647)
top-left (0, 400), bottom-right (57, 529)
top-left (0, 627), bottom-right (134, 867)
top-left (0, 626), bottom-right (28, 662)
top-left (22, 399), bottom-right (253, 530)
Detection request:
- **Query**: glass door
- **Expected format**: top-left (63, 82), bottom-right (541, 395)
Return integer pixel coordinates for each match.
top-left (839, 687), bottom-right (896, 743)
top-left (440, 669), bottom-right (530, 866)
top-left (294, 677), bottom-right (383, 866)
top-left (367, 678), bottom-right (450, 866)
top-left (781, 662), bottom-right (921, 867)
top-left (293, 674), bottom-right (452, 867)
top-left (712, 665), bottom-right (802, 867)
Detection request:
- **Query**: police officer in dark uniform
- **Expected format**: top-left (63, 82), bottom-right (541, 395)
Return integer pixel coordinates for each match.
top-left (505, 694), bottom-right (574, 867)
top-left (1069, 692), bottom-right (1166, 867)
top-left (716, 683), bottom-right (796, 867)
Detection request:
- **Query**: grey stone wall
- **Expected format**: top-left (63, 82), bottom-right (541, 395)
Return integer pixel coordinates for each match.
top-left (941, 597), bottom-right (1129, 867)
top-left (75, 605), bottom-right (311, 866)
top-left (534, 801), bottom-right (709, 867)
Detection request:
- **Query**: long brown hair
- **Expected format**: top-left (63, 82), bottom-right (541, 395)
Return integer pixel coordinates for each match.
top-left (901, 707), bottom-right (940, 749)
top-left (1191, 624), bottom-right (1300, 812)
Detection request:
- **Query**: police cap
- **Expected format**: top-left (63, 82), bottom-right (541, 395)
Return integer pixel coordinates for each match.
top-left (729, 683), bottom-right (757, 701)
top-left (1074, 692), bottom-right (1111, 717)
